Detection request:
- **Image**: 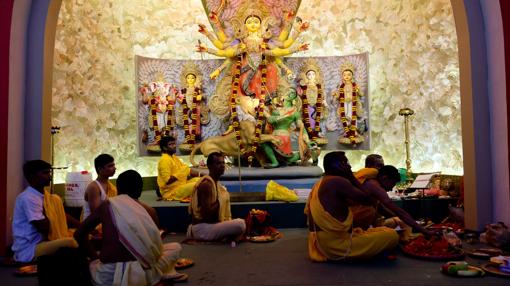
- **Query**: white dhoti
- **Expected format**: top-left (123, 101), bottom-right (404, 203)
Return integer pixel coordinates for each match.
top-left (187, 219), bottom-right (246, 241)
top-left (90, 195), bottom-right (182, 286)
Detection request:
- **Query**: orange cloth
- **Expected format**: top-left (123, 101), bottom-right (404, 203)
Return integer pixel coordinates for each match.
top-left (354, 168), bottom-right (378, 184)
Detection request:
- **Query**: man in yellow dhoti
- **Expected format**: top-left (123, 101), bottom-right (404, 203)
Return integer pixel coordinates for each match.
top-left (157, 136), bottom-right (201, 201)
top-left (305, 152), bottom-right (398, 262)
top-left (75, 170), bottom-right (187, 285)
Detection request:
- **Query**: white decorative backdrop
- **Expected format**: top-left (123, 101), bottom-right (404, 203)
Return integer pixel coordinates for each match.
top-left (52, 0), bottom-right (460, 183)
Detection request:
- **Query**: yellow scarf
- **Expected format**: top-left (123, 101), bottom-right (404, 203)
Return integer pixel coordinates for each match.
top-left (43, 191), bottom-right (71, 240)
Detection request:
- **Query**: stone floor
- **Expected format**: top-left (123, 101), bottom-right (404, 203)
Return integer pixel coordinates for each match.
top-left (1, 228), bottom-right (509, 286)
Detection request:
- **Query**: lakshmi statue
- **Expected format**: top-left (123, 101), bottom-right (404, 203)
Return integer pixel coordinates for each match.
top-left (175, 62), bottom-right (210, 153)
top-left (332, 62), bottom-right (365, 146)
top-left (196, 0), bottom-right (309, 165)
top-left (139, 76), bottom-right (176, 153)
top-left (297, 59), bottom-right (328, 145)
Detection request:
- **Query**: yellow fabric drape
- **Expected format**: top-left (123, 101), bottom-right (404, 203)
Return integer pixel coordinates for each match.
top-left (265, 180), bottom-right (299, 202)
top-left (43, 191), bottom-right (71, 240)
top-left (35, 191), bottom-right (78, 257)
top-left (105, 181), bottom-right (117, 198)
top-left (189, 176), bottom-right (231, 222)
top-left (304, 178), bottom-right (399, 262)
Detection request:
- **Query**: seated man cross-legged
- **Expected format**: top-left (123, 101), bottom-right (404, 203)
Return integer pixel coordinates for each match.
top-left (157, 136), bottom-right (201, 201)
top-left (187, 152), bottom-right (246, 242)
top-left (305, 151), bottom-right (399, 262)
top-left (358, 165), bottom-right (431, 240)
top-left (11, 160), bottom-right (83, 284)
top-left (74, 170), bottom-right (187, 285)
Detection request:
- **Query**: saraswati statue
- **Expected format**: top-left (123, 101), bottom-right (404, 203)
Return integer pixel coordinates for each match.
top-left (196, 0), bottom-right (309, 166)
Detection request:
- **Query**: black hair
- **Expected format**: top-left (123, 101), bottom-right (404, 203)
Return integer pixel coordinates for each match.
top-left (159, 136), bottom-right (176, 152)
top-left (207, 152), bottom-right (224, 167)
top-left (377, 165), bottom-right (400, 182)
top-left (94, 154), bottom-right (114, 173)
top-left (323, 151), bottom-right (347, 176)
top-left (23, 160), bottom-right (52, 181)
top-left (116, 170), bottom-right (143, 199)
top-left (244, 15), bottom-right (262, 23)
top-left (365, 154), bottom-right (384, 169)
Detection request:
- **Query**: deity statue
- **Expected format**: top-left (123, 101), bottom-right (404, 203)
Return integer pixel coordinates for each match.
top-left (175, 63), bottom-right (210, 153)
top-left (197, 0), bottom-right (309, 165)
top-left (139, 76), bottom-right (176, 153)
top-left (296, 59), bottom-right (328, 145)
top-left (332, 62), bottom-right (365, 146)
top-left (261, 83), bottom-right (314, 168)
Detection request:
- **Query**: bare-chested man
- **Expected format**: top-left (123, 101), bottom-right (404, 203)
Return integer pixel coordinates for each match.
top-left (75, 170), bottom-right (186, 285)
top-left (305, 151), bottom-right (398, 261)
top-left (83, 154), bottom-right (117, 220)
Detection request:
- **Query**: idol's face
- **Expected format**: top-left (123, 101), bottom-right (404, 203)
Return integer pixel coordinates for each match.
top-left (245, 16), bottom-right (261, 33)
top-left (186, 74), bottom-right (196, 86)
top-left (306, 70), bottom-right (316, 81)
top-left (342, 70), bottom-right (353, 83)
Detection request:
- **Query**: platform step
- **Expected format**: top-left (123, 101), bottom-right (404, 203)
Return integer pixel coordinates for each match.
top-left (140, 191), bottom-right (307, 232)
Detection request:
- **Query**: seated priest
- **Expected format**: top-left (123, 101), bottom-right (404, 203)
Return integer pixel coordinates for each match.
top-left (187, 152), bottom-right (246, 242)
top-left (358, 165), bottom-right (432, 240)
top-left (74, 170), bottom-right (187, 285)
top-left (157, 136), bottom-right (201, 201)
top-left (12, 160), bottom-right (83, 283)
top-left (351, 153), bottom-right (384, 229)
top-left (304, 152), bottom-right (398, 262)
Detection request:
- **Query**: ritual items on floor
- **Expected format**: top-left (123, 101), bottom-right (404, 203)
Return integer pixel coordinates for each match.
top-left (466, 248), bottom-right (502, 259)
top-left (480, 222), bottom-right (510, 249)
top-left (13, 265), bottom-right (38, 277)
top-left (245, 209), bottom-right (282, 242)
top-left (175, 258), bottom-right (194, 270)
top-left (482, 256), bottom-right (510, 278)
top-left (401, 235), bottom-right (464, 260)
top-left (440, 261), bottom-right (485, 277)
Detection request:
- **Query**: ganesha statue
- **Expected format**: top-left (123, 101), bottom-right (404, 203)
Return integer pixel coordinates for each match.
top-left (139, 78), bottom-right (176, 153)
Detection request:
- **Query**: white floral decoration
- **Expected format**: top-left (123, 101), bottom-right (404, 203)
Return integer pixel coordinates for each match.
top-left (51, 0), bottom-right (461, 183)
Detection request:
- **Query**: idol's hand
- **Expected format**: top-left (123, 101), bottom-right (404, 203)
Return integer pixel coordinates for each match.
top-left (298, 43), bottom-right (309, 52)
top-left (285, 11), bottom-right (295, 22)
top-left (196, 43), bottom-right (207, 53)
top-left (198, 24), bottom-right (208, 35)
top-left (209, 12), bottom-right (220, 24)
top-left (299, 22), bottom-right (310, 32)
top-left (210, 69), bottom-right (220, 80)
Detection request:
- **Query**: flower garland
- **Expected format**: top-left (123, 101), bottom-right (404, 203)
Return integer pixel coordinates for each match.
top-left (247, 54), bottom-right (267, 167)
top-left (300, 83), bottom-right (323, 142)
top-left (149, 96), bottom-right (174, 143)
top-left (230, 56), bottom-right (245, 155)
top-left (181, 87), bottom-right (201, 145)
top-left (338, 82), bottom-right (358, 145)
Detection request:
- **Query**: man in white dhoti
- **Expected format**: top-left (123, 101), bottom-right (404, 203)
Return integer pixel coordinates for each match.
top-left (74, 170), bottom-right (187, 285)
